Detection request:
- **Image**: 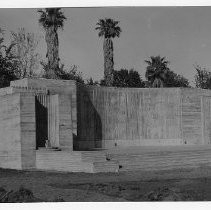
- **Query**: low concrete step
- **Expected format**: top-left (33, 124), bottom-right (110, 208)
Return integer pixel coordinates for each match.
top-left (36, 151), bottom-right (93, 172)
top-left (108, 153), bottom-right (211, 164)
top-left (35, 146), bottom-right (211, 173)
top-left (118, 158), bottom-right (211, 171)
top-left (35, 150), bottom-right (119, 173)
top-left (38, 147), bottom-right (62, 151)
top-left (92, 161), bottom-right (119, 173)
top-left (78, 151), bottom-right (107, 162)
top-left (106, 147), bottom-right (211, 172)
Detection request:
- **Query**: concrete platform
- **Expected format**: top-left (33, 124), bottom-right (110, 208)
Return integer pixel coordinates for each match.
top-left (35, 149), bottom-right (119, 173)
top-left (35, 145), bottom-right (211, 173)
top-left (105, 145), bottom-right (211, 172)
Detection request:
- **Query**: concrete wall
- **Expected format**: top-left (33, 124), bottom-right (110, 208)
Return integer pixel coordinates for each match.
top-left (0, 91), bottom-right (43, 170)
top-left (58, 94), bottom-right (73, 150)
top-left (11, 78), bottom-right (77, 139)
top-left (76, 84), bottom-right (182, 149)
top-left (9, 78), bottom-right (211, 151)
top-left (20, 93), bottom-right (36, 169)
top-left (181, 88), bottom-right (211, 145)
top-left (0, 93), bottom-right (22, 169)
top-left (76, 84), bottom-right (211, 149)
top-left (11, 78), bottom-right (76, 94)
top-left (202, 96), bottom-right (211, 145)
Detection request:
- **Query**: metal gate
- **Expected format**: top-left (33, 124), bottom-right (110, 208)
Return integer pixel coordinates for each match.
top-left (35, 94), bottom-right (59, 149)
top-left (35, 94), bottom-right (48, 148)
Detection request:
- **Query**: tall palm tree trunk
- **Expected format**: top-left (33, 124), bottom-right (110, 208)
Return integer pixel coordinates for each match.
top-left (103, 38), bottom-right (114, 86)
top-left (45, 26), bottom-right (59, 79)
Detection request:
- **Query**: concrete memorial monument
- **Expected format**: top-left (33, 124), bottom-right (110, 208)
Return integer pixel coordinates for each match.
top-left (0, 78), bottom-right (211, 172)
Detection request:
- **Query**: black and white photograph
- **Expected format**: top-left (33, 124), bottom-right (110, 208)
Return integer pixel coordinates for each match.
top-left (0, 0), bottom-right (210, 206)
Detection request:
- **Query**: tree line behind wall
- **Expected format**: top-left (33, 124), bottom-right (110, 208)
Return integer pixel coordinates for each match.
top-left (0, 7), bottom-right (210, 89)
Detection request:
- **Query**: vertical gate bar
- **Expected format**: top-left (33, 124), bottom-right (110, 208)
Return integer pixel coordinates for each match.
top-left (51, 95), bottom-right (54, 146)
top-left (201, 96), bottom-right (205, 145)
top-left (48, 95), bottom-right (50, 144)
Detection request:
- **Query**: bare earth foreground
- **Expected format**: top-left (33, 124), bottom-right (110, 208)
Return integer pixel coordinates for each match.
top-left (0, 166), bottom-right (211, 201)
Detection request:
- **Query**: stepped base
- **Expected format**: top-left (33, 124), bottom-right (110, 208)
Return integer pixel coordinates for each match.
top-left (35, 149), bottom-right (119, 173)
top-left (35, 145), bottom-right (211, 173)
top-left (106, 145), bottom-right (211, 172)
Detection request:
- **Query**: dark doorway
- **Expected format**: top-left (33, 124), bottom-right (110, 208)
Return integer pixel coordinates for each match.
top-left (35, 95), bottom-right (48, 149)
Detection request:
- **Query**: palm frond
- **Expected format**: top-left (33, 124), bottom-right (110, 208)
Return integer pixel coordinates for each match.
top-left (145, 55), bottom-right (170, 87)
top-left (95, 18), bottom-right (121, 39)
top-left (38, 8), bottom-right (66, 29)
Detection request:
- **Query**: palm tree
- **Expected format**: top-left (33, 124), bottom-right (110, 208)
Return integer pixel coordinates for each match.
top-left (38, 8), bottom-right (66, 79)
top-left (96, 18), bottom-right (121, 86)
top-left (145, 56), bottom-right (169, 87)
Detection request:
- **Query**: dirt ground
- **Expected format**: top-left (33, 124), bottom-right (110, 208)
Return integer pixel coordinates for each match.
top-left (0, 166), bottom-right (211, 202)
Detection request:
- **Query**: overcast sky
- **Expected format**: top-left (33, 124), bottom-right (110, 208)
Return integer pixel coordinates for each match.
top-left (0, 7), bottom-right (211, 83)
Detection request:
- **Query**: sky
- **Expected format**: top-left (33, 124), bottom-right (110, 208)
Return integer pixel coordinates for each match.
top-left (0, 7), bottom-right (211, 84)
